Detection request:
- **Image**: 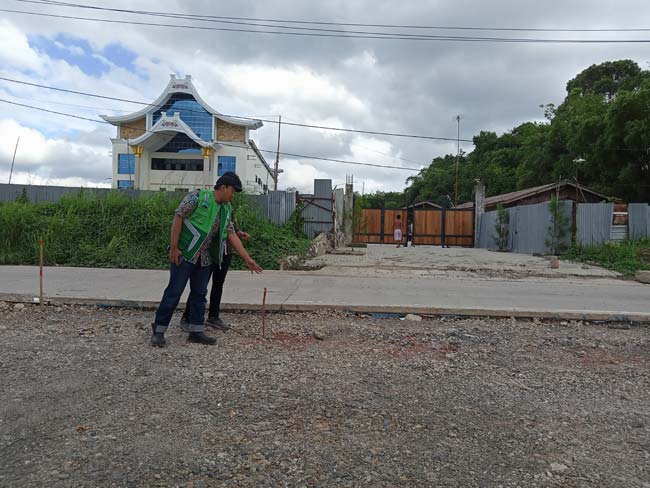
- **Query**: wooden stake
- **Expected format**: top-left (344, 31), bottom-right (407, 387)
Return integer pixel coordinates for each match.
top-left (39, 239), bottom-right (44, 306)
top-left (262, 287), bottom-right (267, 338)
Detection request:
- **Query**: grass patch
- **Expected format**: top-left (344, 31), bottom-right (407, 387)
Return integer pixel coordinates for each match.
top-left (0, 191), bottom-right (310, 270)
top-left (565, 238), bottom-right (650, 276)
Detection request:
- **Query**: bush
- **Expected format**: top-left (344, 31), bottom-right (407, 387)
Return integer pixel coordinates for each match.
top-left (494, 203), bottom-right (510, 251)
top-left (0, 191), bottom-right (310, 270)
top-left (565, 238), bottom-right (650, 275)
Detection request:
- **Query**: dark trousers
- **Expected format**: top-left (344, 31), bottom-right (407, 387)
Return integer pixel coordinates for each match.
top-left (183, 252), bottom-right (232, 320)
top-left (153, 258), bottom-right (212, 333)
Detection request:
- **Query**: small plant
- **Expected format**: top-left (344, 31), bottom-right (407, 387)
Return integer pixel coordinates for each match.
top-left (285, 200), bottom-right (306, 238)
top-left (352, 197), bottom-right (368, 239)
top-left (15, 188), bottom-right (29, 204)
top-left (495, 203), bottom-right (510, 251)
top-left (546, 195), bottom-right (570, 255)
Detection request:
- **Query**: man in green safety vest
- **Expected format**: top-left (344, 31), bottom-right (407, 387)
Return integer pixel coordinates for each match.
top-left (150, 172), bottom-right (262, 347)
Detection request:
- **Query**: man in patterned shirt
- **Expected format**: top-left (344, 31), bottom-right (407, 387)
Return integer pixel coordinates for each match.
top-left (150, 173), bottom-right (262, 347)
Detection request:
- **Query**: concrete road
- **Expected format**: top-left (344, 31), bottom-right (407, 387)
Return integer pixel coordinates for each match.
top-left (1, 265), bottom-right (649, 321)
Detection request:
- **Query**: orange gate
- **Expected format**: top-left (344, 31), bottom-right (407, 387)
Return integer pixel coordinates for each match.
top-left (413, 208), bottom-right (474, 246)
top-left (353, 209), bottom-right (406, 244)
top-left (353, 208), bottom-right (474, 246)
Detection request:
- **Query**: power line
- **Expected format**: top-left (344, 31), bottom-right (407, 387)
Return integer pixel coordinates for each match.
top-left (0, 91), bottom-right (129, 113)
top-left (0, 98), bottom-right (424, 172)
top-left (0, 76), bottom-right (473, 143)
top-left (16, 0), bottom-right (650, 33)
top-left (3, 7), bottom-right (650, 43)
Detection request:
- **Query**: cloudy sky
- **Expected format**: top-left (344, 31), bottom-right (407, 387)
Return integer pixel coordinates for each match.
top-left (0, 0), bottom-right (648, 193)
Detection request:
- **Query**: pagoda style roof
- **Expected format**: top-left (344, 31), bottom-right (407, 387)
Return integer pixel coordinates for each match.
top-left (100, 74), bottom-right (262, 129)
top-left (127, 112), bottom-right (217, 151)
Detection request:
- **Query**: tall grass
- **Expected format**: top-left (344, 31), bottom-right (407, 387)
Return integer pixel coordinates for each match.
top-left (0, 191), bottom-right (310, 270)
top-left (565, 238), bottom-right (650, 276)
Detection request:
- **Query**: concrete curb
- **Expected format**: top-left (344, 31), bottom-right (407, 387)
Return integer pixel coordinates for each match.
top-left (2, 293), bottom-right (649, 324)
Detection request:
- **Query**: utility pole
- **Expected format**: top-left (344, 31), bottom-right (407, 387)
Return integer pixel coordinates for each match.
top-left (8, 136), bottom-right (20, 184)
top-left (454, 115), bottom-right (461, 207)
top-left (273, 115), bottom-right (281, 191)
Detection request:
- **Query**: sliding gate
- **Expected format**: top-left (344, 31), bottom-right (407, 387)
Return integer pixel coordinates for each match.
top-left (353, 207), bottom-right (474, 246)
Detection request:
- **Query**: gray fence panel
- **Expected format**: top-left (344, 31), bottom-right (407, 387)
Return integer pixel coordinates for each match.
top-left (248, 191), bottom-right (296, 226)
top-left (0, 183), bottom-right (172, 203)
top-left (577, 203), bottom-right (613, 246)
top-left (629, 203), bottom-right (650, 239)
top-left (301, 179), bottom-right (333, 239)
top-left (477, 210), bottom-right (498, 249)
top-left (510, 201), bottom-right (571, 254)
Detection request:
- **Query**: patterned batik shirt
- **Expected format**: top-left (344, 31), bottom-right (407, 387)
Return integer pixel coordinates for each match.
top-left (175, 190), bottom-right (235, 267)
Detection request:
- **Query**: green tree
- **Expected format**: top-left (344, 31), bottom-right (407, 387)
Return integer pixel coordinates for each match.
top-left (545, 196), bottom-right (570, 255)
top-left (495, 203), bottom-right (510, 251)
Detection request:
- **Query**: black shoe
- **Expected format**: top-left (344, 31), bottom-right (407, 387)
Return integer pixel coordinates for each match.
top-left (205, 316), bottom-right (229, 331)
top-left (150, 324), bottom-right (167, 347)
top-left (187, 331), bottom-right (217, 345)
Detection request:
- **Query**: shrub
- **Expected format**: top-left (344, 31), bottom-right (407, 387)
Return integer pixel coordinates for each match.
top-left (0, 191), bottom-right (310, 270)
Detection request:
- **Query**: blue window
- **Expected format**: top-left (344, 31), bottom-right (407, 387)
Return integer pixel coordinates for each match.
top-left (153, 93), bottom-right (212, 140)
top-left (157, 133), bottom-right (202, 154)
top-left (117, 180), bottom-right (134, 189)
top-left (117, 153), bottom-right (135, 174)
top-left (217, 156), bottom-right (236, 176)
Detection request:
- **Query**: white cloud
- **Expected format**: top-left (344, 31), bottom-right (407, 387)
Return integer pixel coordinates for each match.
top-left (0, 119), bottom-right (111, 184)
top-left (0, 19), bottom-right (42, 71)
top-left (219, 64), bottom-right (367, 115)
top-left (53, 41), bottom-right (86, 57)
top-left (0, 2), bottom-right (648, 193)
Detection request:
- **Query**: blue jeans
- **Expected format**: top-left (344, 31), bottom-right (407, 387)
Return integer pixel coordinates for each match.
top-left (153, 258), bottom-right (212, 333)
top-left (183, 252), bottom-right (232, 320)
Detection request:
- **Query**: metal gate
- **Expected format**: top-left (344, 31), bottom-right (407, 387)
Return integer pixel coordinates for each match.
top-left (413, 208), bottom-right (474, 246)
top-left (353, 208), bottom-right (407, 244)
top-left (353, 208), bottom-right (474, 246)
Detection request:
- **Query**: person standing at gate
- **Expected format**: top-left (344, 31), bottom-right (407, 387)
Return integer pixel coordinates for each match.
top-left (394, 213), bottom-right (404, 248)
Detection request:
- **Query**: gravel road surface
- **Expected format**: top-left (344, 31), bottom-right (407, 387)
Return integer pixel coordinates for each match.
top-left (1, 303), bottom-right (649, 487)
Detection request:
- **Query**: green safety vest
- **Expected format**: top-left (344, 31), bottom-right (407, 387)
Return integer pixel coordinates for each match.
top-left (178, 189), bottom-right (219, 262)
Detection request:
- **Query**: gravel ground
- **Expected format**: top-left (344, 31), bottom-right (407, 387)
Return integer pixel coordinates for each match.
top-left (1, 302), bottom-right (649, 488)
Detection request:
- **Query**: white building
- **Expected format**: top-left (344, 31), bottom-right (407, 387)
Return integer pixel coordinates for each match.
top-left (101, 75), bottom-right (274, 193)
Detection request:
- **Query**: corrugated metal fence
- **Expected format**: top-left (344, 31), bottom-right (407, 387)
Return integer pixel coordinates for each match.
top-left (0, 183), bottom-right (163, 202)
top-left (301, 179), bottom-right (334, 239)
top-left (247, 191), bottom-right (296, 226)
top-left (629, 203), bottom-right (650, 240)
top-left (478, 201), bottom-right (572, 254)
top-left (478, 201), bottom-right (650, 254)
top-left (576, 203), bottom-right (613, 246)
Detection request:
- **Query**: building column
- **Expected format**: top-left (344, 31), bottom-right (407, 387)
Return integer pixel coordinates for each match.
top-left (202, 147), bottom-right (213, 188)
top-left (131, 145), bottom-right (144, 189)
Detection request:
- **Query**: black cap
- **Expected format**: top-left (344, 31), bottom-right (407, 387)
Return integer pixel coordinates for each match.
top-left (215, 172), bottom-right (243, 192)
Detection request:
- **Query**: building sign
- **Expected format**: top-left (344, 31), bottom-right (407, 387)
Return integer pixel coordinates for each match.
top-left (172, 83), bottom-right (189, 90)
top-left (161, 121), bottom-right (180, 128)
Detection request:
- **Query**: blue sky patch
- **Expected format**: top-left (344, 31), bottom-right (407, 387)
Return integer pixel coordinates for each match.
top-left (29, 34), bottom-right (107, 77)
top-left (28, 35), bottom-right (140, 78)
top-left (102, 43), bottom-right (138, 72)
